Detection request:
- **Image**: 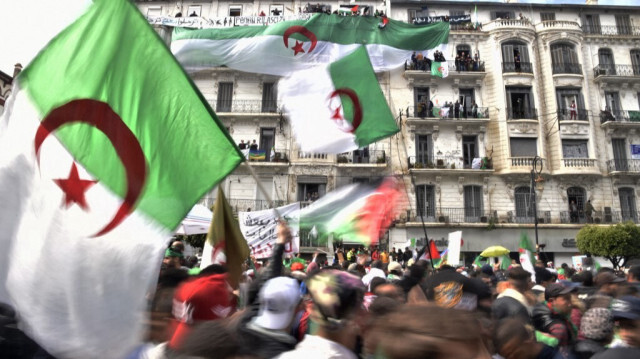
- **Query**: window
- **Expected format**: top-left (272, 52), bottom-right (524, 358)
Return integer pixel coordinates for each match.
top-left (464, 185), bottom-right (483, 222)
top-left (556, 88), bottom-right (586, 121)
top-left (456, 44), bottom-right (471, 57)
top-left (262, 83), bottom-right (277, 112)
top-left (562, 140), bottom-right (588, 158)
top-left (416, 185), bottom-right (436, 219)
top-left (619, 188), bottom-right (638, 222)
top-left (567, 187), bottom-right (586, 223)
top-left (506, 87), bottom-right (536, 119)
top-left (297, 176), bottom-right (326, 202)
top-left (450, 10), bottom-right (465, 17)
top-left (502, 42), bottom-right (531, 73)
top-left (187, 5), bottom-right (201, 17)
top-left (510, 138), bottom-right (537, 157)
top-left (459, 89), bottom-right (475, 118)
top-left (584, 14), bottom-right (601, 34)
top-left (229, 5), bottom-right (242, 17)
top-left (598, 49), bottom-right (616, 75)
top-left (492, 11), bottom-right (514, 20)
top-left (631, 50), bottom-right (640, 76)
top-left (515, 187), bottom-right (535, 221)
top-left (605, 91), bottom-right (622, 120)
top-left (217, 82), bottom-right (233, 112)
top-left (551, 43), bottom-right (580, 74)
top-left (414, 87), bottom-right (430, 118)
top-left (259, 128), bottom-right (275, 162)
top-left (616, 15), bottom-right (632, 35)
top-left (415, 134), bottom-right (433, 166)
top-left (462, 136), bottom-right (478, 169)
top-left (270, 5), bottom-right (284, 16)
top-left (540, 13), bottom-right (556, 21)
top-left (147, 7), bottom-right (162, 17)
top-left (612, 138), bottom-right (629, 171)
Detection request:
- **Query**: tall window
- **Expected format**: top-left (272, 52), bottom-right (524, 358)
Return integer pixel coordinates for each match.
top-left (598, 49), bottom-right (616, 75)
top-left (515, 186), bottom-right (535, 221)
top-left (262, 83), bottom-right (277, 112)
top-left (217, 82), bottom-right (233, 112)
top-left (551, 43), bottom-right (580, 74)
top-left (619, 188), bottom-right (638, 222)
top-left (297, 177), bottom-right (326, 202)
top-left (540, 13), bottom-right (556, 21)
top-left (462, 136), bottom-right (478, 168)
top-left (259, 128), bottom-right (275, 162)
top-left (612, 138), bottom-right (629, 171)
top-left (562, 140), bottom-right (588, 158)
top-left (491, 11), bottom-right (514, 20)
top-left (584, 14), bottom-right (601, 34)
top-left (415, 134), bottom-right (433, 166)
top-left (556, 88), bottom-right (586, 121)
top-left (414, 87), bottom-right (430, 118)
top-left (567, 187), bottom-right (586, 223)
top-left (605, 91), bottom-right (622, 120)
top-left (408, 8), bottom-right (429, 23)
top-left (502, 41), bottom-right (531, 73)
top-left (510, 138), bottom-right (537, 157)
top-left (187, 5), bottom-right (202, 17)
top-left (416, 185), bottom-right (436, 219)
top-left (506, 87), bottom-right (535, 119)
top-left (631, 50), bottom-right (640, 76)
top-left (464, 185), bottom-right (483, 222)
top-left (615, 15), bottom-right (632, 35)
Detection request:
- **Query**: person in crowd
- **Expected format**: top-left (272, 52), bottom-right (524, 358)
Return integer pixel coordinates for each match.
top-left (278, 270), bottom-right (365, 359)
top-left (587, 271), bottom-right (625, 309)
top-left (454, 99), bottom-right (461, 118)
top-left (250, 140), bottom-right (259, 151)
top-left (238, 139), bottom-right (247, 149)
top-left (570, 200), bottom-right (579, 223)
top-left (346, 248), bottom-right (355, 263)
top-left (371, 247), bottom-right (380, 262)
top-left (495, 318), bottom-right (573, 359)
top-left (362, 260), bottom-right (386, 291)
top-left (403, 247), bottom-right (413, 266)
top-left (163, 247), bottom-right (184, 270)
top-left (627, 265), bottom-right (640, 292)
top-left (532, 283), bottom-right (577, 348)
top-left (380, 249), bottom-right (389, 265)
top-left (493, 266), bottom-right (535, 324)
top-left (593, 296), bottom-right (640, 358)
top-left (574, 307), bottom-right (614, 359)
top-left (386, 261), bottom-right (403, 282)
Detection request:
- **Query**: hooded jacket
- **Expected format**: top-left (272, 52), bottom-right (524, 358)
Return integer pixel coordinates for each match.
top-left (532, 302), bottom-right (575, 347)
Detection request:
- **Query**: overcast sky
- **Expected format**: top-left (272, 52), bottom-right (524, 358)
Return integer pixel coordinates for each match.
top-left (0, 0), bottom-right (637, 76)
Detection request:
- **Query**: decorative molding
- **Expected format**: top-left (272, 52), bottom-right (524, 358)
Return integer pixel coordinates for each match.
top-left (456, 126), bottom-right (463, 141)
top-left (435, 176), bottom-right (442, 194)
top-left (506, 182), bottom-right (515, 201)
top-left (458, 176), bottom-right (465, 194)
top-left (483, 177), bottom-right (489, 194)
top-left (432, 125), bottom-right (440, 141)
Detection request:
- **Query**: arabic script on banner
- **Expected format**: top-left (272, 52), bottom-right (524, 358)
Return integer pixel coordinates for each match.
top-left (146, 14), bottom-right (312, 29)
top-left (239, 203), bottom-right (300, 259)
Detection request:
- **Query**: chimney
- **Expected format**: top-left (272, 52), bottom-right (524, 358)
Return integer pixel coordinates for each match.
top-left (13, 63), bottom-right (23, 79)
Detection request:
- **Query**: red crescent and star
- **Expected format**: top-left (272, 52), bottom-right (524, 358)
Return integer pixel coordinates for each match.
top-left (35, 99), bottom-right (148, 237)
top-left (328, 88), bottom-right (363, 133)
top-left (283, 26), bottom-right (317, 56)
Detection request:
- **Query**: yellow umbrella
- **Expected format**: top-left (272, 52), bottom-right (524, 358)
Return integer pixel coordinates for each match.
top-left (480, 245), bottom-right (510, 257)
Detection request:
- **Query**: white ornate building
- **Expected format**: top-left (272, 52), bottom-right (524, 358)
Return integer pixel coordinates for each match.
top-left (136, 0), bottom-right (640, 266)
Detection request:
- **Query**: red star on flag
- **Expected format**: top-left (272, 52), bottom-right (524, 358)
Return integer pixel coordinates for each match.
top-left (291, 40), bottom-right (305, 56)
top-left (54, 162), bottom-right (97, 211)
top-left (331, 106), bottom-right (343, 121)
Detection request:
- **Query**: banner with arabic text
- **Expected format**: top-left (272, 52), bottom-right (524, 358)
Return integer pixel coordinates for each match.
top-left (239, 203), bottom-right (300, 259)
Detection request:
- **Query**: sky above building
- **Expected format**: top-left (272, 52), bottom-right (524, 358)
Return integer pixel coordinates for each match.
top-left (0, 0), bottom-right (637, 76)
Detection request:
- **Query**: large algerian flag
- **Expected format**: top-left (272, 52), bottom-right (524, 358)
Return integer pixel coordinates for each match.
top-left (278, 47), bottom-right (398, 153)
top-left (0, 0), bottom-right (242, 358)
top-left (431, 61), bottom-right (449, 78)
top-left (519, 232), bottom-right (537, 282)
top-left (171, 14), bottom-right (449, 76)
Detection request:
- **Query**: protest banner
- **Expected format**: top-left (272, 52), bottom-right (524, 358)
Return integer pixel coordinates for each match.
top-left (239, 203), bottom-right (300, 259)
top-left (447, 231), bottom-right (462, 266)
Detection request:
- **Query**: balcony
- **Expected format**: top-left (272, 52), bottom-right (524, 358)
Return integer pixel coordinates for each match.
top-left (483, 19), bottom-right (535, 32)
top-left (408, 155), bottom-right (493, 171)
top-left (600, 110), bottom-right (640, 125)
top-left (336, 150), bottom-right (388, 165)
top-left (406, 105), bottom-right (490, 121)
top-left (507, 107), bottom-right (538, 121)
top-left (197, 198), bottom-right (286, 213)
top-left (582, 25), bottom-right (640, 37)
top-left (502, 62), bottom-right (533, 74)
top-left (404, 60), bottom-right (486, 81)
top-left (535, 20), bottom-right (582, 33)
top-left (607, 159), bottom-right (640, 174)
top-left (244, 148), bottom-right (290, 164)
top-left (552, 63), bottom-right (583, 75)
top-left (409, 208), bottom-right (496, 224)
top-left (507, 211), bottom-right (551, 224)
top-left (562, 158), bottom-right (596, 167)
top-left (557, 109), bottom-right (589, 122)
top-left (509, 157), bottom-right (545, 168)
top-left (593, 64), bottom-right (640, 84)
top-left (210, 99), bottom-right (280, 114)
top-left (293, 150), bottom-right (330, 162)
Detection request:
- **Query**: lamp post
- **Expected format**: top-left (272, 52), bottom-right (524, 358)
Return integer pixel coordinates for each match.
top-left (531, 156), bottom-right (544, 254)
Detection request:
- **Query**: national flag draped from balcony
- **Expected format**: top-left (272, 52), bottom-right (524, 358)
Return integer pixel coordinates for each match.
top-left (519, 232), bottom-right (537, 282)
top-left (279, 47), bottom-right (398, 153)
top-left (0, 0), bottom-right (242, 358)
top-left (292, 177), bottom-right (406, 246)
top-left (171, 14), bottom-right (449, 76)
top-left (431, 61), bottom-right (449, 78)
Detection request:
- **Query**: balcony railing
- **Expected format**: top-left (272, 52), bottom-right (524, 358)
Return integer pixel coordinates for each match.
top-left (613, 211), bottom-right (640, 224)
top-left (600, 110), bottom-right (640, 123)
top-left (536, 20), bottom-right (582, 32)
top-left (552, 63), bottom-right (582, 75)
top-left (211, 99), bottom-right (280, 113)
top-left (593, 64), bottom-right (640, 78)
top-left (407, 105), bottom-right (489, 119)
top-left (244, 148), bottom-right (289, 163)
top-left (502, 61), bottom-right (533, 74)
top-left (508, 211), bottom-right (551, 224)
top-left (559, 211), bottom-right (603, 224)
top-left (607, 159), bottom-right (640, 173)
top-left (295, 151), bottom-right (328, 160)
top-left (408, 155), bottom-right (492, 170)
top-left (405, 60), bottom-right (485, 72)
top-left (582, 25), bottom-right (640, 36)
top-left (337, 150), bottom-right (387, 164)
top-left (562, 158), bottom-right (596, 167)
top-left (557, 108), bottom-right (589, 122)
top-left (410, 208), bottom-right (495, 223)
top-left (197, 198), bottom-right (286, 213)
top-left (509, 157), bottom-right (544, 167)
top-left (507, 107), bottom-right (538, 120)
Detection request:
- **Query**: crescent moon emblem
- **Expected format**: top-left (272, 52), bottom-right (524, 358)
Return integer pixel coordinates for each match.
top-left (34, 99), bottom-right (148, 238)
top-left (283, 26), bottom-right (318, 53)
top-left (329, 88), bottom-right (363, 133)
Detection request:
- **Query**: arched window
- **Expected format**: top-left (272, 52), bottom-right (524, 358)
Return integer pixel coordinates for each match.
top-left (597, 48), bottom-right (616, 75)
top-left (619, 187), bottom-right (638, 222)
top-left (502, 41), bottom-right (531, 73)
top-left (515, 186), bottom-right (535, 222)
top-left (550, 43), bottom-right (580, 74)
top-left (464, 185), bottom-right (483, 222)
top-left (567, 187), bottom-right (586, 223)
top-left (456, 44), bottom-right (471, 57)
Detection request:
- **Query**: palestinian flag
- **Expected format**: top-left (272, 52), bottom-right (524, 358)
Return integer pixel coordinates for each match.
top-left (279, 47), bottom-right (398, 153)
top-left (519, 232), bottom-right (537, 282)
top-left (292, 177), bottom-right (406, 246)
top-left (431, 61), bottom-right (449, 78)
top-left (0, 0), bottom-right (242, 357)
top-left (171, 14), bottom-right (449, 76)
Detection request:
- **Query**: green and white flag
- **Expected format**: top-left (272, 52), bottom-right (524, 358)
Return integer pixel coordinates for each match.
top-left (172, 14), bottom-right (449, 76)
top-left (431, 61), bottom-right (449, 78)
top-left (0, 0), bottom-right (242, 358)
top-left (519, 232), bottom-right (537, 282)
top-left (278, 47), bottom-right (398, 153)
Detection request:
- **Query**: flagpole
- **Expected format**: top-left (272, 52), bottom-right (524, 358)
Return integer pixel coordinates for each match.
top-left (242, 161), bottom-right (284, 221)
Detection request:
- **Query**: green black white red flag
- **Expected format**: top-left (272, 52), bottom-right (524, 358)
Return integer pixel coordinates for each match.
top-left (171, 14), bottom-right (449, 76)
top-left (0, 0), bottom-right (242, 358)
top-left (278, 46), bottom-right (398, 153)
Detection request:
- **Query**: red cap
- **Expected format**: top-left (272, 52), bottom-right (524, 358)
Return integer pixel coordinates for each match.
top-left (168, 273), bottom-right (235, 349)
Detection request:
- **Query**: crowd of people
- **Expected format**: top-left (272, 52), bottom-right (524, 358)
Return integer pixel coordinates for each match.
top-left (4, 225), bottom-right (640, 358)
top-left (407, 50), bottom-right (483, 72)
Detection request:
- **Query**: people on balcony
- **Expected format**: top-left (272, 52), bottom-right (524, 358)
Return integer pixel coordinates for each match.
top-left (472, 102), bottom-right (479, 118)
top-left (570, 100), bottom-right (577, 120)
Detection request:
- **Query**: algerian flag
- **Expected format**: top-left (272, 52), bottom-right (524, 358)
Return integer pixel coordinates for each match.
top-left (279, 47), bottom-right (398, 153)
top-left (519, 232), bottom-right (537, 282)
top-left (0, 1), bottom-right (242, 358)
top-left (431, 61), bottom-right (449, 78)
top-left (172, 14), bottom-right (449, 76)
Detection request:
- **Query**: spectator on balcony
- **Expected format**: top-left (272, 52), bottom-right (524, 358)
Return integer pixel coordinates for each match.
top-left (455, 53), bottom-right (461, 72)
top-left (238, 140), bottom-right (247, 150)
top-left (474, 51), bottom-right (480, 71)
top-left (428, 99), bottom-right (434, 117)
top-left (250, 140), bottom-right (258, 151)
top-left (411, 52), bottom-right (417, 70)
top-left (454, 100), bottom-right (461, 118)
top-left (585, 200), bottom-right (594, 223)
top-left (514, 51), bottom-right (522, 72)
top-left (417, 97), bottom-right (427, 117)
top-left (570, 100), bottom-right (577, 121)
top-left (189, 11), bottom-right (198, 17)
top-left (570, 200), bottom-right (579, 223)
top-left (472, 101), bottom-right (479, 118)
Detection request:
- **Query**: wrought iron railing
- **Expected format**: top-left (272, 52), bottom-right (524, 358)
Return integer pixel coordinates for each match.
top-left (196, 198), bottom-right (286, 213)
top-left (502, 61), bottom-right (533, 74)
top-left (407, 105), bottom-right (489, 119)
top-left (506, 107), bottom-right (538, 120)
top-left (613, 211), bottom-right (640, 224)
top-left (508, 211), bottom-right (551, 224)
top-left (408, 155), bottom-right (491, 170)
top-left (405, 60), bottom-right (485, 72)
top-left (552, 63), bottom-right (582, 75)
top-left (210, 99), bottom-right (280, 113)
top-left (242, 148), bottom-right (289, 163)
top-left (582, 25), bottom-right (640, 36)
top-left (607, 159), bottom-right (640, 173)
top-left (336, 150), bottom-right (387, 164)
top-left (562, 158), bottom-right (596, 167)
top-left (408, 209), bottom-right (496, 223)
top-left (593, 64), bottom-right (640, 78)
top-left (557, 108), bottom-right (589, 122)
top-left (600, 110), bottom-right (640, 123)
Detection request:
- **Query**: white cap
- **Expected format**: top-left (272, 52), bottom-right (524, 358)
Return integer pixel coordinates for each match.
top-left (254, 277), bottom-right (301, 330)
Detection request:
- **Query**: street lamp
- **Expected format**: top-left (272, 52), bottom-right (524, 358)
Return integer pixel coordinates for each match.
top-left (531, 156), bottom-right (544, 255)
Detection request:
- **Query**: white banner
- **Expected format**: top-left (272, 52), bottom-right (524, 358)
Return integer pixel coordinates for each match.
top-left (239, 203), bottom-right (300, 259)
top-left (146, 14), bottom-right (312, 29)
top-left (447, 231), bottom-right (462, 266)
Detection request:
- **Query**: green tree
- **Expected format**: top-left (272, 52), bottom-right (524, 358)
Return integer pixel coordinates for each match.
top-left (576, 222), bottom-right (640, 269)
top-left (179, 234), bottom-right (207, 249)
